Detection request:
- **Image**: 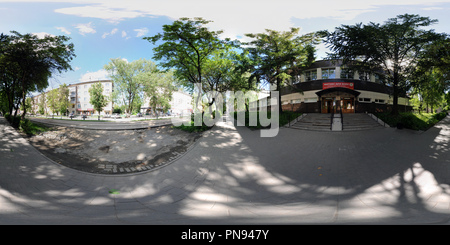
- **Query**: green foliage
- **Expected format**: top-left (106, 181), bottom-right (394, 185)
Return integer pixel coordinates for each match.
top-left (244, 28), bottom-right (320, 112)
top-left (104, 58), bottom-right (157, 113)
top-left (0, 31), bottom-right (75, 118)
top-left (89, 82), bottom-right (109, 116)
top-left (4, 113), bottom-right (50, 135)
top-left (323, 14), bottom-right (441, 115)
top-left (141, 70), bottom-right (176, 117)
top-left (145, 17), bottom-right (232, 87)
top-left (173, 120), bottom-right (211, 133)
top-left (376, 111), bottom-right (448, 130)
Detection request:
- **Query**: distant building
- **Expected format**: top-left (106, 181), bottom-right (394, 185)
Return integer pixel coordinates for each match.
top-left (32, 80), bottom-right (193, 117)
top-left (31, 80), bottom-right (114, 116)
top-left (140, 90), bottom-right (193, 116)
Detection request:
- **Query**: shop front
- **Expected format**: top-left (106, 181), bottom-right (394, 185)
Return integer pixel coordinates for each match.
top-left (316, 82), bottom-right (360, 114)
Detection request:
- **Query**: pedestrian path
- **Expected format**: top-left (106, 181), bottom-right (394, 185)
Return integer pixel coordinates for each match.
top-left (1, 115), bottom-right (450, 224)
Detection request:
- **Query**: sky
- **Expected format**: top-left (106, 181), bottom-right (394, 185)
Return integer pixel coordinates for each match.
top-left (2, 0), bottom-right (450, 91)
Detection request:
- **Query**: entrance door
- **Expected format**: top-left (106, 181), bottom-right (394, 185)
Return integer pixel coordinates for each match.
top-left (342, 98), bottom-right (355, 113)
top-left (322, 99), bottom-right (333, 113)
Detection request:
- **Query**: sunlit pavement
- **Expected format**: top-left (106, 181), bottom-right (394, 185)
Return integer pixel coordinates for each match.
top-left (1, 115), bottom-right (450, 224)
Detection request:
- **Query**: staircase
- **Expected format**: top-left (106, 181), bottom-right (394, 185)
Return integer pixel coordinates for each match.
top-left (290, 113), bottom-right (384, 131)
top-left (342, 113), bottom-right (384, 131)
top-left (290, 114), bottom-right (332, 131)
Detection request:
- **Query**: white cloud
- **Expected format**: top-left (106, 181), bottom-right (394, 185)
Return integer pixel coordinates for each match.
top-left (54, 4), bottom-right (146, 24)
top-left (134, 27), bottom-right (148, 37)
top-left (79, 69), bottom-right (109, 82)
top-left (56, 26), bottom-right (71, 35)
top-left (122, 31), bottom-right (127, 38)
top-left (74, 22), bottom-right (96, 36)
top-left (46, 0), bottom-right (450, 40)
top-left (102, 28), bottom-right (119, 38)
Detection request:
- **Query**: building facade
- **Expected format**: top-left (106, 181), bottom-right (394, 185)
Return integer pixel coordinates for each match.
top-left (69, 80), bottom-right (113, 115)
top-left (281, 60), bottom-right (412, 114)
top-left (31, 80), bottom-right (114, 116)
top-left (140, 90), bottom-right (192, 116)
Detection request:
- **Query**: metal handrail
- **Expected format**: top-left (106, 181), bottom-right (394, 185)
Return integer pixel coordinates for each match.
top-left (330, 111), bottom-right (334, 130)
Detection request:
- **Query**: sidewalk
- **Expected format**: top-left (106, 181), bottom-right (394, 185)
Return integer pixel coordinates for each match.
top-left (1, 115), bottom-right (450, 224)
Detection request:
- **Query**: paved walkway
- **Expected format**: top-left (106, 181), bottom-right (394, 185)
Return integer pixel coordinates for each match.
top-left (1, 115), bottom-right (450, 224)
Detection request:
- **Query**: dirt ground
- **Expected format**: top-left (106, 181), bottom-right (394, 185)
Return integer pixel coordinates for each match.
top-left (27, 126), bottom-right (202, 174)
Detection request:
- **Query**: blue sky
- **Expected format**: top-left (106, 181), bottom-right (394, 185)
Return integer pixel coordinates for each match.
top-left (2, 0), bottom-right (450, 91)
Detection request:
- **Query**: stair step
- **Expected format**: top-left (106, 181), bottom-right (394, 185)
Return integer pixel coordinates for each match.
top-left (289, 113), bottom-right (383, 131)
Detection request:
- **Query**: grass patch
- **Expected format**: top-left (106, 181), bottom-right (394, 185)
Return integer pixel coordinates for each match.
top-left (375, 111), bottom-right (448, 131)
top-left (4, 113), bottom-right (52, 135)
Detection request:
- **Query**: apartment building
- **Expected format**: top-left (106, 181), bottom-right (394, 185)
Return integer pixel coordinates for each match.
top-left (31, 80), bottom-right (114, 116)
top-left (70, 80), bottom-right (113, 115)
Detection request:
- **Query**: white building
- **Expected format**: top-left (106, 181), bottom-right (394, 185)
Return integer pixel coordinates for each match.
top-left (140, 90), bottom-right (192, 116)
top-left (31, 80), bottom-right (114, 116)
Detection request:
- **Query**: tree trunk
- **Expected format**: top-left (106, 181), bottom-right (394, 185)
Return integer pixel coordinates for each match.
top-left (277, 78), bottom-right (283, 114)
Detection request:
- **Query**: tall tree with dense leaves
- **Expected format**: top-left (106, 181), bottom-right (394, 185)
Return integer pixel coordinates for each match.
top-left (244, 28), bottom-right (319, 113)
top-left (144, 17), bottom-right (234, 110)
top-left (413, 34), bottom-right (450, 109)
top-left (141, 70), bottom-right (176, 118)
top-left (104, 58), bottom-right (158, 114)
top-left (89, 82), bottom-right (109, 120)
top-left (1, 31), bottom-right (75, 119)
top-left (57, 83), bottom-right (69, 116)
top-left (323, 14), bottom-right (441, 115)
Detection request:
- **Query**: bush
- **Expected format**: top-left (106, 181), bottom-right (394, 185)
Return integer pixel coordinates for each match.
top-left (173, 120), bottom-right (211, 133)
top-left (376, 111), bottom-right (448, 131)
top-left (19, 118), bottom-right (33, 134)
top-left (4, 113), bottom-right (51, 135)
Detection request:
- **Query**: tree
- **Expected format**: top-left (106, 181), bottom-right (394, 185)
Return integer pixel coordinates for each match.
top-left (144, 17), bottom-right (233, 110)
top-left (323, 14), bottom-right (441, 115)
top-left (46, 89), bottom-right (59, 115)
top-left (37, 93), bottom-right (46, 115)
top-left (141, 70), bottom-right (176, 118)
top-left (104, 58), bottom-right (157, 114)
top-left (0, 31), bottom-right (75, 119)
top-left (57, 83), bottom-right (69, 116)
top-left (412, 34), bottom-right (450, 111)
top-left (244, 28), bottom-right (319, 113)
top-left (89, 82), bottom-right (109, 120)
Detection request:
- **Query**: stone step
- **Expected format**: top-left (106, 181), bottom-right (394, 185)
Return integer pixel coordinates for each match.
top-left (289, 113), bottom-right (383, 131)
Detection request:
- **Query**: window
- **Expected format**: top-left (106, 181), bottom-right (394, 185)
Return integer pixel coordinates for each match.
top-left (291, 75), bottom-right (301, 84)
top-left (304, 98), bottom-right (317, 103)
top-left (358, 97), bottom-right (371, 103)
top-left (322, 68), bottom-right (335, 79)
top-left (374, 74), bottom-right (383, 84)
top-left (340, 69), bottom-right (354, 79)
top-left (305, 70), bottom-right (317, 81)
top-left (359, 72), bottom-right (370, 81)
top-left (375, 99), bottom-right (385, 103)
